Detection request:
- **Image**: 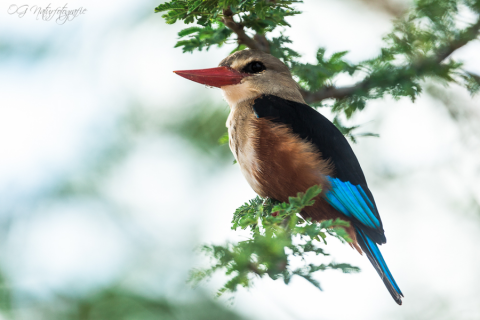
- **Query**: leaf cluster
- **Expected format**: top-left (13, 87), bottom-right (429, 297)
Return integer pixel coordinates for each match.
top-left (327, 0), bottom-right (480, 116)
top-left (292, 49), bottom-right (356, 92)
top-left (155, 0), bottom-right (301, 53)
top-left (188, 185), bottom-right (359, 295)
top-left (175, 25), bottom-right (233, 52)
top-left (157, 0), bottom-right (480, 119)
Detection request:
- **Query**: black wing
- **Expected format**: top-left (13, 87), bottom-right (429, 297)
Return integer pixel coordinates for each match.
top-left (253, 94), bottom-right (386, 244)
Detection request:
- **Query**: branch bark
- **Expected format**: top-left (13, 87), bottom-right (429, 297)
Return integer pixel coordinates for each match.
top-left (435, 18), bottom-right (480, 63)
top-left (222, 8), bottom-right (270, 53)
top-left (301, 17), bottom-right (480, 104)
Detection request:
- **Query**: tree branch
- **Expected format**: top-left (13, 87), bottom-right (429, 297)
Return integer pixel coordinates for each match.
top-left (301, 17), bottom-right (480, 104)
top-left (253, 33), bottom-right (270, 53)
top-left (222, 8), bottom-right (270, 53)
top-left (435, 18), bottom-right (480, 62)
top-left (300, 83), bottom-right (366, 103)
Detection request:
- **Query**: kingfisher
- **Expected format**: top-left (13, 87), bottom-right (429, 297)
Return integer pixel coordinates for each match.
top-left (174, 49), bottom-right (403, 305)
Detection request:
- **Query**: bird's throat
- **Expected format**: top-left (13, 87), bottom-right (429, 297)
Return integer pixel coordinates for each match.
top-left (221, 82), bottom-right (260, 108)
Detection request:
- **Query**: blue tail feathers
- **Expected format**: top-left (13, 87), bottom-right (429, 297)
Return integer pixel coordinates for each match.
top-left (324, 176), bottom-right (403, 304)
top-left (355, 227), bottom-right (403, 305)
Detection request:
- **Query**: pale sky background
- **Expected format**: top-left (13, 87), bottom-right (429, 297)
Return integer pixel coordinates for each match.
top-left (1, 0), bottom-right (480, 319)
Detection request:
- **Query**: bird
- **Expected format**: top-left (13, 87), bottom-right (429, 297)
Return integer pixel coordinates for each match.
top-left (173, 49), bottom-right (403, 305)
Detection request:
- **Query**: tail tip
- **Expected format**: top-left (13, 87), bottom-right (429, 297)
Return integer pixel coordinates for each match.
top-left (393, 292), bottom-right (404, 305)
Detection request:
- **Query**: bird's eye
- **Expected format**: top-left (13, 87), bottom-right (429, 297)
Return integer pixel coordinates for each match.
top-left (243, 61), bottom-right (266, 74)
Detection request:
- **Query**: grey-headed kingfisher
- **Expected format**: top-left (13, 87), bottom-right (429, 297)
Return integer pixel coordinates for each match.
top-left (174, 49), bottom-right (403, 305)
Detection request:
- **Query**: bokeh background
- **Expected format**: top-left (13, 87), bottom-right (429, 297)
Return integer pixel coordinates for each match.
top-left (1, 0), bottom-right (480, 319)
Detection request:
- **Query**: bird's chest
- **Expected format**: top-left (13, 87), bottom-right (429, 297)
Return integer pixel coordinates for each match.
top-left (227, 108), bottom-right (332, 201)
top-left (227, 110), bottom-right (265, 195)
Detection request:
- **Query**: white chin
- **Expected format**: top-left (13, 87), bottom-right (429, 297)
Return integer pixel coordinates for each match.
top-left (221, 82), bottom-right (259, 107)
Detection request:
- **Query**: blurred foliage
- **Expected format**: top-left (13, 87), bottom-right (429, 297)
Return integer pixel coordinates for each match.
top-left (0, 40), bottom-right (52, 60)
top-left (113, 100), bottom-right (233, 163)
top-left (162, 104), bottom-right (232, 161)
top-left (4, 289), bottom-right (248, 320)
top-left (332, 116), bottom-right (380, 144)
top-left (0, 273), bottom-right (13, 318)
top-left (63, 292), bottom-right (246, 320)
top-left (189, 185), bottom-right (359, 295)
top-left (0, 103), bottom-right (248, 319)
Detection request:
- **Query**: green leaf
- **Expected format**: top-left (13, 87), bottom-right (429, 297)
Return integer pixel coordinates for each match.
top-left (218, 132), bottom-right (229, 145)
top-left (154, 3), bottom-right (185, 13)
top-left (178, 27), bottom-right (203, 37)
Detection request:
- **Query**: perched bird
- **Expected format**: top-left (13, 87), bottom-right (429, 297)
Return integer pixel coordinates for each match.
top-left (174, 49), bottom-right (403, 305)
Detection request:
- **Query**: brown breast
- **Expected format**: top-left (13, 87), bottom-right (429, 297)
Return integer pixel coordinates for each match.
top-left (227, 106), bottom-right (361, 252)
top-left (228, 105), bottom-right (335, 220)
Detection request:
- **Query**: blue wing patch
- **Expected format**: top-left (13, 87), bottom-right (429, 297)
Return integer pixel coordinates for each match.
top-left (324, 176), bottom-right (380, 229)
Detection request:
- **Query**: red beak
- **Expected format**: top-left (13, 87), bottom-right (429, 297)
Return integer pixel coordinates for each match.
top-left (173, 66), bottom-right (247, 88)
